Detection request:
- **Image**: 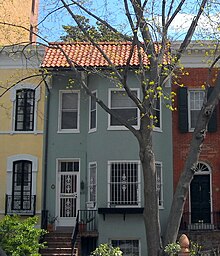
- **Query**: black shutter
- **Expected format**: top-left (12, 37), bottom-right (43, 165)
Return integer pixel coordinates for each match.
top-left (178, 87), bottom-right (188, 133)
top-left (207, 87), bottom-right (217, 132)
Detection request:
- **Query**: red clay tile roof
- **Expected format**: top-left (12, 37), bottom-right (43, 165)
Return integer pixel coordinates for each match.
top-left (41, 41), bottom-right (169, 68)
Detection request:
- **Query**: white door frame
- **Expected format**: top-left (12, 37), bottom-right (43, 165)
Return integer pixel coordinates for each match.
top-left (56, 158), bottom-right (80, 227)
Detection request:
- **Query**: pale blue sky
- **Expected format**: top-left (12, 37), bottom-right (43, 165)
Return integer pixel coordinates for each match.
top-left (37, 0), bottom-right (220, 44)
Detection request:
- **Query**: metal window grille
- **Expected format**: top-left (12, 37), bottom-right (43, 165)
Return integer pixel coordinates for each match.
top-left (88, 163), bottom-right (97, 203)
top-left (15, 89), bottom-right (35, 131)
top-left (12, 160), bottom-right (32, 210)
top-left (156, 163), bottom-right (163, 207)
top-left (111, 239), bottom-right (139, 256)
top-left (108, 161), bottom-right (140, 207)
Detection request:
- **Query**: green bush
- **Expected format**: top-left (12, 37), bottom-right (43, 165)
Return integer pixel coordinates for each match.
top-left (92, 243), bottom-right (123, 256)
top-left (0, 215), bottom-right (47, 256)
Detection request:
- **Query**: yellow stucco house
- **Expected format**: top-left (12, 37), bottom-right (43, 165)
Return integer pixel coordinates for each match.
top-left (0, 0), bottom-right (44, 223)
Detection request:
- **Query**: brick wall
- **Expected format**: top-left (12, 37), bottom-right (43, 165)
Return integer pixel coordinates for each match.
top-left (172, 68), bottom-right (220, 214)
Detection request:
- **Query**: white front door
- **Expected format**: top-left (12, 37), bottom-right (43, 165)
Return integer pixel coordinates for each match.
top-left (57, 159), bottom-right (80, 227)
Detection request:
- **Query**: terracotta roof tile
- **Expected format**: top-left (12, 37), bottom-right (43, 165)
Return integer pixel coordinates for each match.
top-left (41, 41), bottom-right (169, 68)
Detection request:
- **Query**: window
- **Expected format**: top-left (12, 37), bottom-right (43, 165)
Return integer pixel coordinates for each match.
top-left (88, 162), bottom-right (97, 208)
top-left (111, 239), bottom-right (139, 256)
top-left (153, 97), bottom-right (161, 130)
top-left (12, 161), bottom-right (32, 210)
top-left (178, 87), bottom-right (217, 133)
top-left (108, 161), bottom-right (141, 207)
top-left (89, 91), bottom-right (97, 132)
top-left (59, 91), bottom-right (80, 132)
top-left (15, 89), bottom-right (35, 131)
top-left (10, 85), bottom-right (40, 133)
top-left (189, 90), bottom-right (205, 130)
top-left (109, 89), bottom-right (139, 129)
top-left (6, 154), bottom-right (38, 215)
top-left (156, 162), bottom-right (163, 208)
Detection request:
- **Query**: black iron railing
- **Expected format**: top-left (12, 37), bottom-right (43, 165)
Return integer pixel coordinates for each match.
top-left (71, 210), bottom-right (97, 255)
top-left (180, 212), bottom-right (220, 230)
top-left (5, 194), bottom-right (36, 216)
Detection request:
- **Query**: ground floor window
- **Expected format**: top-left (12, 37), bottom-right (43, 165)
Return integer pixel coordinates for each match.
top-left (108, 161), bottom-right (141, 207)
top-left (111, 239), bottom-right (139, 256)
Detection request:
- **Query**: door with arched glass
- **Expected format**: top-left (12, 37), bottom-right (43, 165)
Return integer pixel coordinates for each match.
top-left (190, 162), bottom-right (211, 224)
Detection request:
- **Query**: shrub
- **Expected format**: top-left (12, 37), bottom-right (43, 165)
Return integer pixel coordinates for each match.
top-left (91, 243), bottom-right (123, 256)
top-left (0, 215), bottom-right (47, 256)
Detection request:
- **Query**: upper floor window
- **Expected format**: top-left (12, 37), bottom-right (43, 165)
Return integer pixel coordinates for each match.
top-left (189, 90), bottom-right (205, 130)
top-left (178, 87), bottom-right (217, 133)
top-left (89, 91), bottom-right (97, 132)
top-left (108, 161), bottom-right (141, 207)
top-left (108, 89), bottom-right (139, 130)
top-left (10, 85), bottom-right (40, 133)
top-left (15, 89), bottom-right (35, 131)
top-left (156, 162), bottom-right (163, 208)
top-left (153, 97), bottom-right (161, 130)
top-left (59, 91), bottom-right (80, 132)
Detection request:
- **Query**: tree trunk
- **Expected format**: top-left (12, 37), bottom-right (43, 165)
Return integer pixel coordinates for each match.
top-left (139, 128), bottom-right (162, 256)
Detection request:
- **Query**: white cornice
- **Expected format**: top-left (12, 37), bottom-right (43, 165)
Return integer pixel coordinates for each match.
top-left (0, 45), bottom-right (45, 69)
top-left (171, 40), bottom-right (220, 68)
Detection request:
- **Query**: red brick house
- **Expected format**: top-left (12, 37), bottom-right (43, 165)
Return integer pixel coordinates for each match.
top-left (172, 42), bottom-right (220, 231)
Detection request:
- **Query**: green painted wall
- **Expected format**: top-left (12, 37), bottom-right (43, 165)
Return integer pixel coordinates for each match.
top-left (44, 71), bottom-right (173, 255)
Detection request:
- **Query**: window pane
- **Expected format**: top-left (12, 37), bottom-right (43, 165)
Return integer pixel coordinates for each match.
top-left (111, 109), bottom-right (137, 125)
top-left (111, 91), bottom-right (137, 107)
top-left (15, 89), bottom-right (35, 131)
top-left (62, 93), bottom-right (78, 109)
top-left (189, 90), bottom-right (204, 129)
top-left (61, 112), bottom-right (77, 129)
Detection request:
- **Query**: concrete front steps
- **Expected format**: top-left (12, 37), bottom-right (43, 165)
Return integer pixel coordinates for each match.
top-left (40, 231), bottom-right (78, 256)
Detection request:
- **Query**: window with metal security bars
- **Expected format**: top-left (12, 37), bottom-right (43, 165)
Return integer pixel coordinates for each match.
top-left (12, 160), bottom-right (32, 211)
top-left (189, 90), bottom-right (205, 130)
top-left (108, 161), bottom-right (141, 207)
top-left (88, 162), bottom-right (97, 206)
top-left (15, 89), bottom-right (35, 131)
top-left (111, 239), bottom-right (140, 256)
top-left (59, 91), bottom-right (80, 132)
top-left (156, 162), bottom-right (163, 207)
top-left (109, 89), bottom-right (139, 129)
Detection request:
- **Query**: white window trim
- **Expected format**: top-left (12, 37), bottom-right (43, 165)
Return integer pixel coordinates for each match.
top-left (88, 90), bottom-right (97, 133)
top-left (108, 88), bottom-right (140, 130)
top-left (156, 161), bottom-right (164, 209)
top-left (153, 97), bottom-right (162, 133)
top-left (87, 161), bottom-right (97, 209)
top-left (58, 90), bottom-right (80, 133)
top-left (7, 154), bottom-right (38, 195)
top-left (188, 89), bottom-right (205, 132)
top-left (107, 160), bottom-right (141, 208)
top-left (10, 84), bottom-right (40, 134)
top-left (110, 238), bottom-right (140, 256)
